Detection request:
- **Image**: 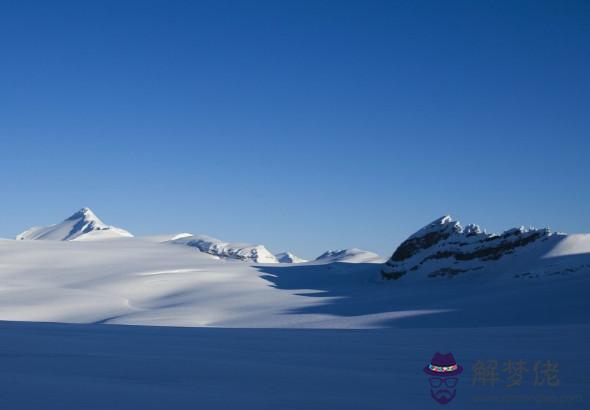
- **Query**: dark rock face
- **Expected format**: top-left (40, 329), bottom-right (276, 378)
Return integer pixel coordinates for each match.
top-left (391, 230), bottom-right (452, 262)
top-left (427, 267), bottom-right (471, 278)
top-left (316, 250), bottom-right (349, 260)
top-left (388, 216), bottom-right (461, 263)
top-left (381, 216), bottom-right (551, 280)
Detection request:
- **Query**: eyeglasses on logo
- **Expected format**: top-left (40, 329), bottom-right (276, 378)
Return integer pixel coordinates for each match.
top-left (424, 352), bottom-right (463, 405)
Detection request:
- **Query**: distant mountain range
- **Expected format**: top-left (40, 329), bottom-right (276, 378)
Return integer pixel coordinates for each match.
top-left (169, 234), bottom-right (279, 264)
top-left (15, 209), bottom-right (590, 277)
top-left (3, 209), bottom-right (589, 329)
top-left (14, 208), bottom-right (380, 264)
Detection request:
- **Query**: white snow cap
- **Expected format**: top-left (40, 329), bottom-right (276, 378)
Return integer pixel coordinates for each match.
top-left (407, 215), bottom-right (461, 240)
top-left (16, 207), bottom-right (133, 241)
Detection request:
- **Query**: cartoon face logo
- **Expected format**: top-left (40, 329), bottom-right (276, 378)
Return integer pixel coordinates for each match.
top-left (424, 352), bottom-right (463, 405)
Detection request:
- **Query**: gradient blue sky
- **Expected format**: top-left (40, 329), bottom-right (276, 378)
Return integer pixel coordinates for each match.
top-left (0, 0), bottom-right (588, 258)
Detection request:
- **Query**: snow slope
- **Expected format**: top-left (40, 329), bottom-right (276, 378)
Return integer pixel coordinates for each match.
top-left (170, 234), bottom-right (278, 263)
top-left (381, 215), bottom-right (590, 281)
top-left (0, 235), bottom-right (588, 328)
top-left (138, 233), bottom-right (193, 243)
top-left (0, 219), bottom-right (589, 409)
top-left (16, 208), bottom-right (133, 241)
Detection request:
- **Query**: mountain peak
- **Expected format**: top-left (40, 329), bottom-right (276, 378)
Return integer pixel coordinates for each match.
top-left (66, 207), bottom-right (100, 222)
top-left (434, 215), bottom-right (453, 225)
top-left (17, 208), bottom-right (132, 241)
top-left (382, 215), bottom-right (554, 280)
top-left (80, 207), bottom-right (93, 215)
top-left (275, 252), bottom-right (307, 263)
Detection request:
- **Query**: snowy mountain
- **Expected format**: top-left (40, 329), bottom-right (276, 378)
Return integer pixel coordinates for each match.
top-left (1, 225), bottom-right (588, 330)
top-left (170, 234), bottom-right (278, 264)
top-left (381, 215), bottom-right (590, 280)
top-left (16, 208), bottom-right (133, 241)
top-left (315, 248), bottom-right (383, 263)
top-left (275, 252), bottom-right (307, 263)
top-left (0, 210), bottom-right (589, 336)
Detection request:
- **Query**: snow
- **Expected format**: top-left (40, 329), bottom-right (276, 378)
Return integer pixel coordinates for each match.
top-left (0, 233), bottom-right (587, 328)
top-left (138, 233), bottom-right (194, 242)
top-left (381, 215), bottom-right (587, 280)
top-left (544, 234), bottom-right (590, 257)
top-left (0, 321), bottom-right (587, 409)
top-left (16, 208), bottom-right (133, 241)
top-left (314, 248), bottom-right (384, 263)
top-left (170, 234), bottom-right (279, 264)
top-left (406, 215), bottom-right (461, 240)
top-left (1, 213), bottom-right (589, 408)
top-left (0, 238), bottom-right (409, 328)
top-left (275, 251), bottom-right (307, 263)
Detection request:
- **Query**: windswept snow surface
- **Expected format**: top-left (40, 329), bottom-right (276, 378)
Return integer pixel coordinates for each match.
top-left (0, 230), bottom-right (589, 409)
top-left (0, 236), bottom-right (588, 328)
top-left (16, 208), bottom-right (133, 241)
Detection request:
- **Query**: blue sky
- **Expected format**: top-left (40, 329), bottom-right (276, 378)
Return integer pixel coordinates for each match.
top-left (0, 0), bottom-right (588, 258)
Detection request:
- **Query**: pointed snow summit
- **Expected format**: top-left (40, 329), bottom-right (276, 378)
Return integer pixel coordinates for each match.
top-left (16, 208), bottom-right (133, 241)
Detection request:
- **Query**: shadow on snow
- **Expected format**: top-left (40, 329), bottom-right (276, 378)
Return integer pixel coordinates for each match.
top-left (256, 256), bottom-right (590, 328)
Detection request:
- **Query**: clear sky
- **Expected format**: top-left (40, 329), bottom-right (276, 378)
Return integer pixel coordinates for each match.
top-left (0, 0), bottom-right (588, 258)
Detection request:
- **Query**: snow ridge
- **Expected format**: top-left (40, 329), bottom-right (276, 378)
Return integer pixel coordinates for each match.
top-left (170, 234), bottom-right (278, 264)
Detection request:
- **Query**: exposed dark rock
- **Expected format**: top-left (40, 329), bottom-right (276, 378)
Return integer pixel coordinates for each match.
top-left (427, 267), bottom-right (468, 278)
top-left (381, 270), bottom-right (407, 280)
top-left (391, 231), bottom-right (452, 262)
top-left (380, 215), bottom-right (551, 280)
